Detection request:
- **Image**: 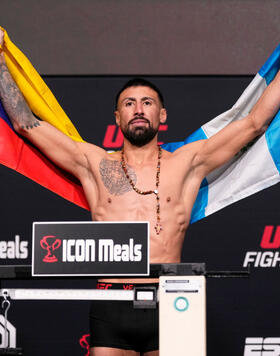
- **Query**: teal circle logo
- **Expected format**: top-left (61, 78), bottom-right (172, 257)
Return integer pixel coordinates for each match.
top-left (174, 296), bottom-right (189, 312)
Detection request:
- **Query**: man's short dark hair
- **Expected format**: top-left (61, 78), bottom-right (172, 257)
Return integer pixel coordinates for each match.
top-left (115, 78), bottom-right (165, 109)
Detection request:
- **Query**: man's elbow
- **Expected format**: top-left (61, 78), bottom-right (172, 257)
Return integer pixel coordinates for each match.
top-left (12, 114), bottom-right (41, 136)
top-left (12, 121), bottom-right (28, 136)
top-left (247, 114), bottom-right (267, 137)
top-left (10, 119), bottom-right (22, 134)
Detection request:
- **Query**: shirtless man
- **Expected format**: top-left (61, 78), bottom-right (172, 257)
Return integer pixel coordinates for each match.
top-left (1, 30), bottom-right (280, 356)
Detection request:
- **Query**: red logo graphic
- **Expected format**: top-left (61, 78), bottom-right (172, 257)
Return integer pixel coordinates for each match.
top-left (79, 334), bottom-right (90, 356)
top-left (96, 282), bottom-right (113, 289)
top-left (40, 235), bottom-right (61, 263)
top-left (260, 226), bottom-right (280, 249)
top-left (103, 124), bottom-right (168, 148)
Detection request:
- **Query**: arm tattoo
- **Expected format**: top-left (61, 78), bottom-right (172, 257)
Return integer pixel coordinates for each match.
top-left (99, 159), bottom-right (137, 195)
top-left (0, 59), bottom-right (40, 129)
top-left (21, 120), bottom-right (41, 130)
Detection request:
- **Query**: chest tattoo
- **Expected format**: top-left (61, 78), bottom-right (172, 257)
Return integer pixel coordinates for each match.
top-left (99, 159), bottom-right (137, 195)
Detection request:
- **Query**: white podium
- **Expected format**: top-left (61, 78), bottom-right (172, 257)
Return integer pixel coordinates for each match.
top-left (159, 275), bottom-right (206, 356)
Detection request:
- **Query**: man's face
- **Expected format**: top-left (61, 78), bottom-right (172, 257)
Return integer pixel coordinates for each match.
top-left (115, 86), bottom-right (167, 147)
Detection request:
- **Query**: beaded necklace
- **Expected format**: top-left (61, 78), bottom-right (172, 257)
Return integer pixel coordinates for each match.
top-left (121, 146), bottom-right (162, 235)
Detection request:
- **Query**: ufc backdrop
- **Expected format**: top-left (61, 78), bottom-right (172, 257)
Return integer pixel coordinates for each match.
top-left (1, 75), bottom-right (280, 356)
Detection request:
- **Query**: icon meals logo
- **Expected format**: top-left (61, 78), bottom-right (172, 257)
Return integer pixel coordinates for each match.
top-left (244, 337), bottom-right (280, 355)
top-left (243, 226), bottom-right (280, 268)
top-left (34, 223), bottom-right (148, 276)
top-left (40, 235), bottom-right (61, 263)
top-left (40, 236), bottom-right (142, 263)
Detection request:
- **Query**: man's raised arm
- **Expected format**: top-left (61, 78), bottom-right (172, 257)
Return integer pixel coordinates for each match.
top-left (0, 30), bottom-right (101, 181)
top-left (192, 69), bottom-right (280, 177)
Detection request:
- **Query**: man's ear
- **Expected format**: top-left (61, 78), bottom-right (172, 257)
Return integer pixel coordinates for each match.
top-left (114, 110), bottom-right (120, 126)
top-left (160, 108), bottom-right (167, 124)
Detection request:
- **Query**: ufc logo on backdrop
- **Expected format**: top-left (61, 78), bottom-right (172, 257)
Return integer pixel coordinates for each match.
top-left (244, 337), bottom-right (280, 356)
top-left (102, 124), bottom-right (168, 149)
top-left (260, 226), bottom-right (280, 249)
top-left (243, 226), bottom-right (280, 268)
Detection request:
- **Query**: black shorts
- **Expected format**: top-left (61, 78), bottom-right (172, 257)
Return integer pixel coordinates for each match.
top-left (89, 282), bottom-right (159, 353)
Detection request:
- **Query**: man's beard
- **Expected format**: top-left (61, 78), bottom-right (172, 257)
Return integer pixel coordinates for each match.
top-left (121, 118), bottom-right (158, 147)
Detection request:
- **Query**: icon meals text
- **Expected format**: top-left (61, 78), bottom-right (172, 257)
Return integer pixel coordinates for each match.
top-left (61, 238), bottom-right (142, 262)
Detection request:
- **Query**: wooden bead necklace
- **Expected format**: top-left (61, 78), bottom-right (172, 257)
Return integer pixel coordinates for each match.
top-left (121, 146), bottom-right (163, 235)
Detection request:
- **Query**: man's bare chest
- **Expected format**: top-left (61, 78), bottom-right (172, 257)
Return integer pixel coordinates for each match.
top-left (96, 156), bottom-right (186, 200)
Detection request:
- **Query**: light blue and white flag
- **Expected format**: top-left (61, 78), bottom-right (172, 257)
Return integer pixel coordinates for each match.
top-left (162, 44), bottom-right (280, 224)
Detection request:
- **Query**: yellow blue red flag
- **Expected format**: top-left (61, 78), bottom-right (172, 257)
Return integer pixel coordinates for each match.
top-left (0, 27), bottom-right (89, 210)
